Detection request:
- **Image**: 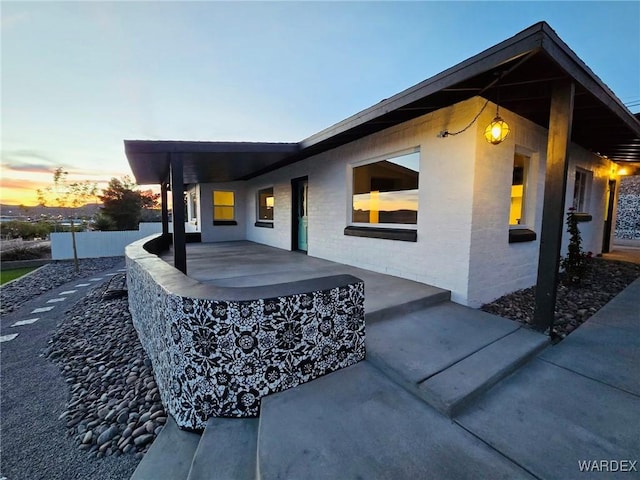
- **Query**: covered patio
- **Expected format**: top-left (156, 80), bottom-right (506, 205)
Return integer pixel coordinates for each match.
top-left (159, 241), bottom-right (449, 321)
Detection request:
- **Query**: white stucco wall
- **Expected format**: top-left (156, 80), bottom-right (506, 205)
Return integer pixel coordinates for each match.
top-left (199, 182), bottom-right (247, 242)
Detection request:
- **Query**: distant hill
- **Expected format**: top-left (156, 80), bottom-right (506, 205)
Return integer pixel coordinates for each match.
top-left (0, 203), bottom-right (102, 219)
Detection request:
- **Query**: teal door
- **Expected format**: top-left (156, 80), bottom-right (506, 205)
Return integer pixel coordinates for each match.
top-left (294, 179), bottom-right (308, 252)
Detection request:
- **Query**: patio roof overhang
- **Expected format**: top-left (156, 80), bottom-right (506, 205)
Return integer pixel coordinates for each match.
top-left (125, 21), bottom-right (640, 186)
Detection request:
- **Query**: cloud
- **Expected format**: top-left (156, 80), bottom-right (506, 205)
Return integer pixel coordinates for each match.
top-left (0, 178), bottom-right (48, 190)
top-left (1, 149), bottom-right (63, 173)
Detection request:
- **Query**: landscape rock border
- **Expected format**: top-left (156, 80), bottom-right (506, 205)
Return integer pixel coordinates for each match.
top-left (46, 274), bottom-right (166, 459)
top-left (481, 257), bottom-right (640, 338)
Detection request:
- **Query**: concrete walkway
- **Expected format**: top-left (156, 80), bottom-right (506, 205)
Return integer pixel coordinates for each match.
top-left (136, 244), bottom-right (639, 479)
top-left (259, 277), bottom-right (639, 479)
top-left (457, 276), bottom-right (640, 479)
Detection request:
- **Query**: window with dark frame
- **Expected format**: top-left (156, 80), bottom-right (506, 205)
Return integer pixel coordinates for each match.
top-left (257, 187), bottom-right (274, 221)
top-left (351, 151), bottom-right (419, 226)
top-left (509, 153), bottom-right (529, 226)
top-left (573, 169), bottom-right (589, 212)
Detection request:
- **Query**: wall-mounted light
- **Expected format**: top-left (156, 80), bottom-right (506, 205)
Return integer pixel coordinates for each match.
top-left (266, 196), bottom-right (274, 208)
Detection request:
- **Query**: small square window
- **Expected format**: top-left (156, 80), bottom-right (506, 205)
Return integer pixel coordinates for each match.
top-left (257, 187), bottom-right (274, 221)
top-left (213, 191), bottom-right (235, 221)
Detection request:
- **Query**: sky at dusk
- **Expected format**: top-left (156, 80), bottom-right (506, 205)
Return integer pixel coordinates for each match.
top-left (2, 1), bottom-right (639, 206)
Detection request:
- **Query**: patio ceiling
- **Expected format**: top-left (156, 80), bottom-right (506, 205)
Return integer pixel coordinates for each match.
top-left (125, 21), bottom-right (640, 186)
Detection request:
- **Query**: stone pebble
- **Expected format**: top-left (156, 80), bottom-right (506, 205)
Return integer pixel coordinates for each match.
top-left (481, 258), bottom-right (640, 338)
top-left (45, 275), bottom-right (166, 459)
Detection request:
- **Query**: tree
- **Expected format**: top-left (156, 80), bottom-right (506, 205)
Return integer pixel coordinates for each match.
top-left (99, 177), bottom-right (159, 230)
top-left (37, 168), bottom-right (97, 272)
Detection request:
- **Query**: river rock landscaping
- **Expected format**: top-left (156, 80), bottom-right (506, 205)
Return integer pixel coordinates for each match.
top-left (45, 274), bottom-right (166, 459)
top-left (481, 257), bottom-right (640, 338)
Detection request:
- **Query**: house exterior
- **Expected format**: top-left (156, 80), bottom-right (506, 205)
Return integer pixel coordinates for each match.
top-left (125, 21), bottom-right (640, 310)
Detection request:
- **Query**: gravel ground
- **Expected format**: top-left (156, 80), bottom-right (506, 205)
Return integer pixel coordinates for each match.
top-left (481, 257), bottom-right (640, 338)
top-left (0, 264), bottom-right (149, 480)
top-left (0, 257), bottom-right (124, 315)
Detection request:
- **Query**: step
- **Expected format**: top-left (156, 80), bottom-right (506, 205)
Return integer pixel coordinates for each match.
top-left (257, 361), bottom-right (535, 479)
top-left (418, 327), bottom-right (549, 416)
top-left (365, 288), bottom-right (451, 324)
top-left (187, 417), bottom-right (259, 480)
top-left (366, 302), bottom-right (522, 386)
top-left (130, 415), bottom-right (201, 480)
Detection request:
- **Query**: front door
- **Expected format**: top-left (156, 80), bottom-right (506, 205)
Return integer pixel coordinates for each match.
top-left (292, 177), bottom-right (308, 252)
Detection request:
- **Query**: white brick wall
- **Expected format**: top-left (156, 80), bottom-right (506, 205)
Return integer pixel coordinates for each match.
top-left (199, 182), bottom-right (247, 242)
top-left (466, 102), bottom-right (615, 307)
top-left (199, 96), bottom-right (614, 307)
top-left (243, 98), bottom-right (482, 304)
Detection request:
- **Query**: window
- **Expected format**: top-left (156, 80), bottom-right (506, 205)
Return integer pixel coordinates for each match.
top-left (573, 169), bottom-right (590, 212)
top-left (509, 153), bottom-right (529, 226)
top-left (213, 190), bottom-right (235, 222)
top-left (352, 151), bottom-right (419, 226)
top-left (190, 192), bottom-right (198, 221)
top-left (257, 187), bottom-right (274, 221)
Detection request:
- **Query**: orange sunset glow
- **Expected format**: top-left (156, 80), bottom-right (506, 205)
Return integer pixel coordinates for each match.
top-left (0, 164), bottom-right (128, 206)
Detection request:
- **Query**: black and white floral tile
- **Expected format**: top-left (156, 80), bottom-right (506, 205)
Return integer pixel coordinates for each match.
top-left (615, 176), bottom-right (640, 241)
top-left (126, 257), bottom-right (365, 430)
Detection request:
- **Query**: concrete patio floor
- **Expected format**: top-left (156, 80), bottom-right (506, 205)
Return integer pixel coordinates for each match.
top-left (131, 240), bottom-right (640, 479)
top-left (161, 241), bottom-right (450, 321)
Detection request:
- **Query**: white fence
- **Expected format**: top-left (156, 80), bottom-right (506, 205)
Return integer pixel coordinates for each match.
top-left (51, 223), bottom-right (163, 260)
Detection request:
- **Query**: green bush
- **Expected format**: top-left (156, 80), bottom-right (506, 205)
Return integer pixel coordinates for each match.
top-left (560, 208), bottom-right (592, 284)
top-left (0, 245), bottom-right (51, 261)
top-left (0, 220), bottom-right (53, 240)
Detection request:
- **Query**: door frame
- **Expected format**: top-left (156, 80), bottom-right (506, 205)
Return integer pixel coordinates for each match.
top-left (291, 176), bottom-right (308, 252)
top-left (602, 179), bottom-right (616, 253)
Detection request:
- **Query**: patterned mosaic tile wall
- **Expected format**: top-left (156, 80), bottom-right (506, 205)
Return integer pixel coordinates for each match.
top-left (126, 254), bottom-right (365, 430)
top-left (615, 176), bottom-right (640, 241)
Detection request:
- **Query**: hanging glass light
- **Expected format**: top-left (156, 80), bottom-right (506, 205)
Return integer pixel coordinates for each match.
top-left (485, 80), bottom-right (510, 145)
top-left (484, 112), bottom-right (510, 145)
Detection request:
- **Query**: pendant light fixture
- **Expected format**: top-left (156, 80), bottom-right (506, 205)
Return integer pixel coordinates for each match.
top-left (484, 84), bottom-right (510, 145)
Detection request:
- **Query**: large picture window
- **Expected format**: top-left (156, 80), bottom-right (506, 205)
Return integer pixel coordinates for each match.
top-left (213, 190), bottom-right (235, 221)
top-left (352, 151), bottom-right (419, 225)
top-left (257, 187), bottom-right (274, 221)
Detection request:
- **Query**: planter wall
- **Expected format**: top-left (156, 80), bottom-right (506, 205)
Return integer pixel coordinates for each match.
top-left (126, 235), bottom-right (365, 429)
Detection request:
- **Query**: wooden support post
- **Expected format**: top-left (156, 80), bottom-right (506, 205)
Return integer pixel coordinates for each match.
top-left (170, 155), bottom-right (187, 274)
top-left (161, 182), bottom-right (169, 237)
top-left (533, 81), bottom-right (575, 332)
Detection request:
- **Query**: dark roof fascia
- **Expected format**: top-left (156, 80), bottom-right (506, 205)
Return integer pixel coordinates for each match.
top-left (299, 22), bottom-right (547, 150)
top-left (538, 23), bottom-right (640, 137)
top-left (124, 140), bottom-right (300, 155)
top-left (299, 20), bottom-right (639, 153)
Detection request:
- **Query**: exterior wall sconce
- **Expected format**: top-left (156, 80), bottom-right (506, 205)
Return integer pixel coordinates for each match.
top-left (484, 113), bottom-right (510, 145)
